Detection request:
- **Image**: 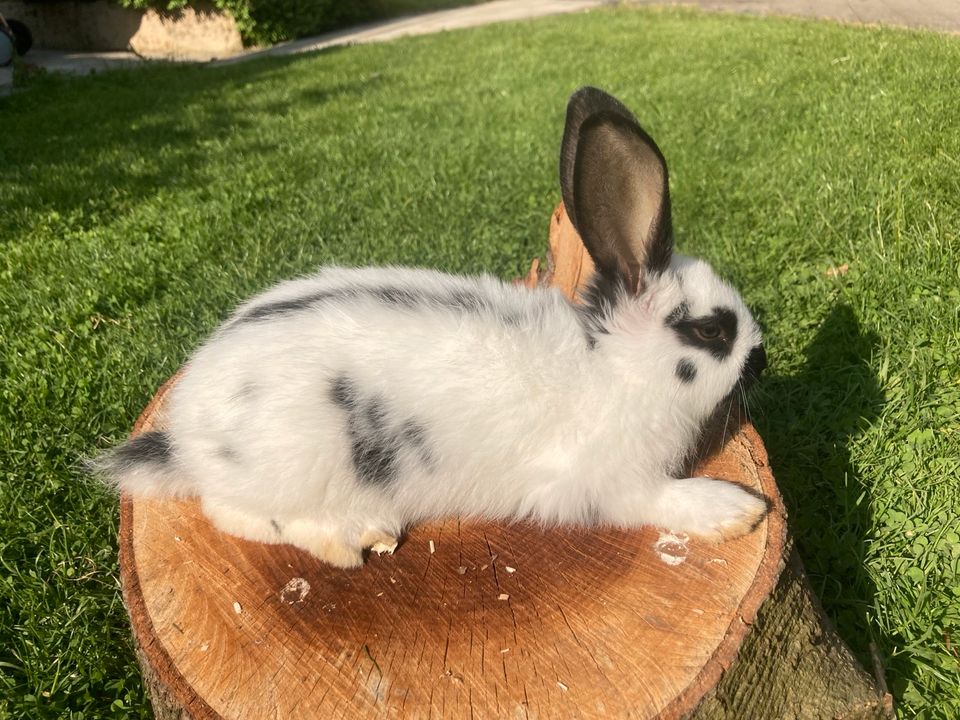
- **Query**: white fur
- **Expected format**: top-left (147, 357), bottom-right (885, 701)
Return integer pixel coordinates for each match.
top-left (102, 260), bottom-right (765, 567)
top-left (96, 88), bottom-right (768, 567)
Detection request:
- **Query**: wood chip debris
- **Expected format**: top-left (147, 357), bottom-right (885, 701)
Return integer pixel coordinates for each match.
top-left (457, 566), bottom-right (468, 575)
top-left (429, 540), bottom-right (435, 554)
top-left (233, 601), bottom-right (242, 614)
top-left (279, 577), bottom-right (311, 604)
top-left (498, 593), bottom-right (510, 601)
top-left (505, 566), bottom-right (516, 573)
top-left (557, 681), bottom-right (568, 691)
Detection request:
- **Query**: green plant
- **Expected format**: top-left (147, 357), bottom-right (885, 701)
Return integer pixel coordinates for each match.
top-left (111, 0), bottom-right (482, 45)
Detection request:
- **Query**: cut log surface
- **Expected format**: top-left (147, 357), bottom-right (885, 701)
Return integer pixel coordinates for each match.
top-left (120, 204), bottom-right (892, 719)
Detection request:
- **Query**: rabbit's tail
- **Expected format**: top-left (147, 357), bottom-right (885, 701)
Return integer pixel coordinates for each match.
top-left (87, 431), bottom-right (195, 497)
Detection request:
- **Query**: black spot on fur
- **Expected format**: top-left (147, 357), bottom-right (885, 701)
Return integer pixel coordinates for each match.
top-left (329, 375), bottom-right (359, 410)
top-left (352, 439), bottom-right (398, 485)
top-left (241, 291), bottom-right (339, 322)
top-left (669, 306), bottom-right (738, 360)
top-left (446, 290), bottom-right (485, 313)
top-left (432, 288), bottom-right (525, 326)
top-left (349, 397), bottom-right (399, 486)
top-left (364, 398), bottom-right (389, 428)
top-left (235, 285), bottom-right (524, 328)
top-left (676, 358), bottom-right (697, 383)
top-left (400, 421), bottom-right (436, 469)
top-left (270, 519), bottom-right (283, 535)
top-left (665, 302), bottom-right (689, 326)
top-left (111, 431), bottom-right (173, 469)
top-left (577, 273), bottom-right (626, 348)
top-left (400, 421), bottom-right (427, 447)
top-left (330, 377), bottom-right (396, 484)
top-left (373, 287), bottom-right (420, 307)
top-left (329, 375), bottom-right (435, 486)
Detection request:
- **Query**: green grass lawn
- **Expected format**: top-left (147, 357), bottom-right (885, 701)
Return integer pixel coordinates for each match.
top-left (2, 7), bottom-right (958, 718)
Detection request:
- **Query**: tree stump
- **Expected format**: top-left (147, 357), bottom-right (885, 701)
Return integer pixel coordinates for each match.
top-left (119, 204), bottom-right (894, 719)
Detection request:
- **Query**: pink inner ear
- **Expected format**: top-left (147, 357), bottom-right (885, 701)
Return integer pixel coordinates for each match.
top-left (572, 116), bottom-right (672, 292)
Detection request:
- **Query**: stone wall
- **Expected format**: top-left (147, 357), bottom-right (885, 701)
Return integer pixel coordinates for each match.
top-left (0, 1), bottom-right (243, 59)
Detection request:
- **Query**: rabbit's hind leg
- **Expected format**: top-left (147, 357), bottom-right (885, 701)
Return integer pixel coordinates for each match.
top-left (283, 519), bottom-right (364, 569)
top-left (201, 499), bottom-right (386, 569)
top-left (201, 497), bottom-right (285, 545)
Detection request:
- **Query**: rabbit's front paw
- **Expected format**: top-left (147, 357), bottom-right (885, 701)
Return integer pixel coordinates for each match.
top-left (659, 477), bottom-right (769, 542)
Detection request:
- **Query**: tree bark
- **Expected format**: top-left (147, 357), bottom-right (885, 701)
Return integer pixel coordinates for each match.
top-left (118, 203), bottom-right (893, 719)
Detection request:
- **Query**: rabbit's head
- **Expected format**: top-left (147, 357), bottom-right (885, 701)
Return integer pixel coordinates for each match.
top-left (561, 87), bottom-right (767, 421)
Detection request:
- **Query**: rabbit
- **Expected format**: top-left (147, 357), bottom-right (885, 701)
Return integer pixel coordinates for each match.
top-left (91, 86), bottom-right (769, 569)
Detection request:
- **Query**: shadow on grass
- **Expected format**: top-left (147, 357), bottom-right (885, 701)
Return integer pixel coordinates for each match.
top-left (2, 47), bottom-right (377, 224)
top-left (755, 304), bottom-right (887, 679)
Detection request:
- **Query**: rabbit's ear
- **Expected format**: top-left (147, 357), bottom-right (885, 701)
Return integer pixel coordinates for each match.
top-left (560, 87), bottom-right (673, 293)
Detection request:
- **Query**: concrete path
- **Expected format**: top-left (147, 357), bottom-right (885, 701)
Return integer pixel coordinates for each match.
top-left (220, 0), bottom-right (604, 65)
top-left (3, 0), bottom-right (959, 93)
top-left (638, 0), bottom-right (960, 35)
top-left (0, 0), bottom-right (604, 92)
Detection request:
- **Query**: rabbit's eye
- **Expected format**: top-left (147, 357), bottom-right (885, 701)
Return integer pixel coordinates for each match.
top-left (694, 324), bottom-right (722, 341)
top-left (669, 307), bottom-right (737, 358)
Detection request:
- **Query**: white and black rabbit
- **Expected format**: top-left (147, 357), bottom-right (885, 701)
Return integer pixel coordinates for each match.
top-left (93, 87), bottom-right (769, 568)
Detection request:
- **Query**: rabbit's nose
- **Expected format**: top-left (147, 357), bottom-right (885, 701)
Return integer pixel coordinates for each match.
top-left (746, 345), bottom-right (768, 378)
